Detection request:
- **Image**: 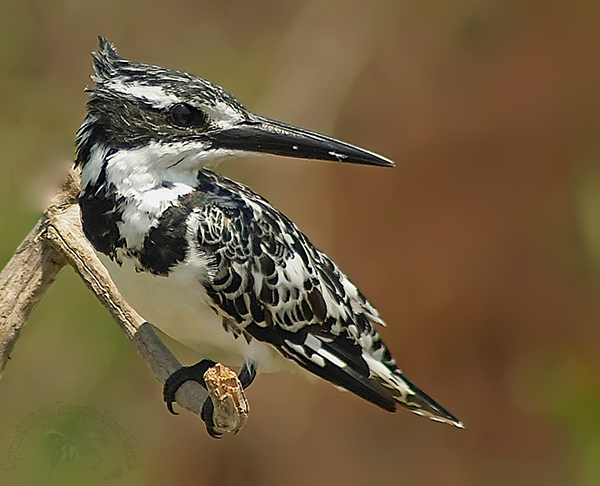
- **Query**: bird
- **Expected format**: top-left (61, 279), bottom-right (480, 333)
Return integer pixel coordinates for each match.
top-left (76, 37), bottom-right (462, 437)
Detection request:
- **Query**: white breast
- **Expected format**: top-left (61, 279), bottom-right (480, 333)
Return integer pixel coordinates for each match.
top-left (87, 146), bottom-right (299, 374)
top-left (99, 253), bottom-right (296, 373)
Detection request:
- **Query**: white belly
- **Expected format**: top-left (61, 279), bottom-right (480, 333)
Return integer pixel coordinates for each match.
top-left (99, 254), bottom-right (294, 373)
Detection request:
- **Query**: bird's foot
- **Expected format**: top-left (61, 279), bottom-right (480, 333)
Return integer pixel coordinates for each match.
top-left (163, 360), bottom-right (251, 438)
top-left (163, 359), bottom-right (216, 415)
top-left (203, 364), bottom-right (249, 437)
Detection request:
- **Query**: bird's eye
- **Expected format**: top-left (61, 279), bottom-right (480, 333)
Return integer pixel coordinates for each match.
top-left (169, 103), bottom-right (205, 128)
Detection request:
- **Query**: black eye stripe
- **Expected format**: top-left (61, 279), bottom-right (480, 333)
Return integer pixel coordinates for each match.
top-left (169, 103), bottom-right (208, 129)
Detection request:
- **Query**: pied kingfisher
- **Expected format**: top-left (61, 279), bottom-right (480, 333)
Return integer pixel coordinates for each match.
top-left (76, 37), bottom-right (462, 437)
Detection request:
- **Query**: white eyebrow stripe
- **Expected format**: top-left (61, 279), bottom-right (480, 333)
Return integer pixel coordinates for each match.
top-left (204, 100), bottom-right (246, 126)
top-left (109, 82), bottom-right (179, 108)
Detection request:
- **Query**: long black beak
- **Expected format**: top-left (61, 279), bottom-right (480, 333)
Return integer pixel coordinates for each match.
top-left (208, 115), bottom-right (394, 168)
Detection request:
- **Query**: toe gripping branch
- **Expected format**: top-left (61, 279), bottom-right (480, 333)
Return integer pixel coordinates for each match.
top-left (163, 360), bottom-right (255, 438)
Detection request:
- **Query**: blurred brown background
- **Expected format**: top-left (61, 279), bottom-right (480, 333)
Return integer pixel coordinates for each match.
top-left (0, 0), bottom-right (599, 485)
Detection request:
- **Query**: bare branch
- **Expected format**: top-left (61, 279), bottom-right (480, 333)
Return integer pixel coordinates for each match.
top-left (0, 168), bottom-right (248, 435)
top-left (0, 217), bottom-right (65, 377)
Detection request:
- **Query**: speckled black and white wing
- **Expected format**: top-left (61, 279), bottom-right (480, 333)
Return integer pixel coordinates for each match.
top-left (171, 169), bottom-right (461, 426)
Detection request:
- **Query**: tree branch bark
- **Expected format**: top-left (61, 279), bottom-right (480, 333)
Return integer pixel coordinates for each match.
top-left (0, 168), bottom-right (248, 436)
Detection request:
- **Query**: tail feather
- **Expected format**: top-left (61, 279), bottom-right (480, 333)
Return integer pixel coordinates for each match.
top-left (389, 371), bottom-right (464, 428)
top-left (280, 332), bottom-right (463, 427)
top-left (361, 354), bottom-right (462, 427)
top-left (281, 339), bottom-right (398, 412)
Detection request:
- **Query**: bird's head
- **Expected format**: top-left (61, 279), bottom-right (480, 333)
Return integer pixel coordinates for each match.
top-left (76, 37), bottom-right (393, 178)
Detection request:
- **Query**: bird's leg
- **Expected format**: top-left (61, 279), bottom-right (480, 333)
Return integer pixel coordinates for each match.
top-left (164, 359), bottom-right (256, 439)
top-left (163, 359), bottom-right (217, 415)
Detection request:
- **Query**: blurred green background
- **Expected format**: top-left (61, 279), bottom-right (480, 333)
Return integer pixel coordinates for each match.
top-left (0, 0), bottom-right (599, 484)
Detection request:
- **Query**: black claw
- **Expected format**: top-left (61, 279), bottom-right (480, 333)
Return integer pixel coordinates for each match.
top-left (163, 359), bottom-right (217, 415)
top-left (166, 399), bottom-right (178, 416)
top-left (238, 360), bottom-right (257, 389)
top-left (200, 395), bottom-right (213, 424)
top-left (201, 397), bottom-right (222, 439)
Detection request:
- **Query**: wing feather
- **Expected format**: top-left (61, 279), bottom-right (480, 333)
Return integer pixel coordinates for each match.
top-left (184, 170), bottom-right (462, 426)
